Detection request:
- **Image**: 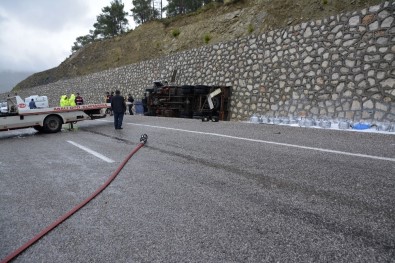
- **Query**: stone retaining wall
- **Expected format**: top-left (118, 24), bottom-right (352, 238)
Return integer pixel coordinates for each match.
top-left (2, 1), bottom-right (394, 122)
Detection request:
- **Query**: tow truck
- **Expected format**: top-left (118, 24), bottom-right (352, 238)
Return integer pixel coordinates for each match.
top-left (0, 95), bottom-right (109, 133)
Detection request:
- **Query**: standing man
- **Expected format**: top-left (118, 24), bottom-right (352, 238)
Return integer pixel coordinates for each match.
top-left (69, 94), bottom-right (76, 106)
top-left (142, 94), bottom-right (148, 114)
top-left (75, 93), bottom-right (84, 105)
top-left (111, 90), bottom-right (126, 130)
top-left (127, 94), bottom-right (134, 115)
top-left (60, 95), bottom-right (69, 107)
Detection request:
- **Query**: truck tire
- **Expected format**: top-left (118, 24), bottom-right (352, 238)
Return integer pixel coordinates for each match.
top-left (211, 96), bottom-right (220, 110)
top-left (43, 115), bottom-right (62, 133)
top-left (211, 116), bottom-right (219, 122)
top-left (202, 116), bottom-right (210, 122)
top-left (33, 125), bottom-right (44, 132)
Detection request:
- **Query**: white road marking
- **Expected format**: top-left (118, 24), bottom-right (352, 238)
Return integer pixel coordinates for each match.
top-left (67, 140), bottom-right (114, 163)
top-left (97, 120), bottom-right (395, 162)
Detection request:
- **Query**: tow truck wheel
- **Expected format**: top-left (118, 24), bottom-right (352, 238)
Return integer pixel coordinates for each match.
top-left (43, 115), bottom-right (62, 133)
top-left (33, 125), bottom-right (44, 132)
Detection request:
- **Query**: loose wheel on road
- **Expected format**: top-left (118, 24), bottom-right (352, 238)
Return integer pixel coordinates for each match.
top-left (43, 115), bottom-right (62, 133)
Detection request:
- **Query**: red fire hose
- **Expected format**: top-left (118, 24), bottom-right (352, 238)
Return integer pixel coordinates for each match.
top-left (1, 134), bottom-right (148, 263)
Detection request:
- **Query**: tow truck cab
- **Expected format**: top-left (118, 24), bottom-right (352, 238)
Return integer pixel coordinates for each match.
top-left (24, 95), bottom-right (49, 108)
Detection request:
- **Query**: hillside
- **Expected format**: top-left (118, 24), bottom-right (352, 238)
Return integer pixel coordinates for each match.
top-left (13, 0), bottom-right (385, 91)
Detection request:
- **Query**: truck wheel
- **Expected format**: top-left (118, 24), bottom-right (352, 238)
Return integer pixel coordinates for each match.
top-left (43, 115), bottom-right (62, 133)
top-left (33, 126), bottom-right (44, 132)
top-left (202, 116), bottom-right (210, 122)
top-left (211, 97), bottom-right (220, 110)
top-left (211, 116), bottom-right (219, 122)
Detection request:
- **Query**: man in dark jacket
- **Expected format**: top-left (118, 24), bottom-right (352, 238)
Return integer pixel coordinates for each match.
top-left (127, 94), bottom-right (134, 115)
top-left (75, 93), bottom-right (84, 105)
top-left (29, 99), bottom-right (37, 109)
top-left (111, 90), bottom-right (126, 129)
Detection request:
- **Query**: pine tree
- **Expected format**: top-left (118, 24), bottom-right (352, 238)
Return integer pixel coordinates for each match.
top-left (93, 0), bottom-right (129, 38)
top-left (131, 0), bottom-right (160, 25)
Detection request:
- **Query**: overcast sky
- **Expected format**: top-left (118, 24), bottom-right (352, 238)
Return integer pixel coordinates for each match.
top-left (0, 0), bottom-right (146, 73)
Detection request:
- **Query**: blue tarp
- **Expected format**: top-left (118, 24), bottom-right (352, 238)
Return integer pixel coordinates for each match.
top-left (352, 123), bottom-right (371, 130)
top-left (134, 101), bottom-right (144, 114)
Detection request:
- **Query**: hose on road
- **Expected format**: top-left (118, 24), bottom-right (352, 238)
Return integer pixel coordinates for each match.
top-left (1, 134), bottom-right (148, 263)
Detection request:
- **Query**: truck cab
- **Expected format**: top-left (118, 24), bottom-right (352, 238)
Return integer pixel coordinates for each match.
top-left (24, 95), bottom-right (49, 108)
top-left (0, 101), bottom-right (7, 113)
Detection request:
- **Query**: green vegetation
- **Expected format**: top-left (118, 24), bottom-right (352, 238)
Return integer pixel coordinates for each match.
top-left (72, 0), bottom-right (128, 52)
top-left (131, 0), bottom-right (160, 25)
top-left (171, 28), bottom-right (181, 37)
top-left (203, 33), bottom-right (212, 44)
top-left (166, 0), bottom-right (224, 17)
top-left (248, 24), bottom-right (254, 34)
top-left (72, 0), bottom-right (234, 53)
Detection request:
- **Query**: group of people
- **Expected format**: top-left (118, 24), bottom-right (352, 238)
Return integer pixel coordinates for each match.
top-left (26, 90), bottom-right (136, 130)
top-left (59, 93), bottom-right (84, 107)
top-left (106, 90), bottom-right (134, 130)
top-left (51, 90), bottom-right (135, 130)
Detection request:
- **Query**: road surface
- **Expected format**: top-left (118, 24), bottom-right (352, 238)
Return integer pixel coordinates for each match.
top-left (1, 115), bottom-right (394, 262)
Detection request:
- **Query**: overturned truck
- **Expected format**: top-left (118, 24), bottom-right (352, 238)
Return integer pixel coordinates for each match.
top-left (144, 82), bottom-right (231, 121)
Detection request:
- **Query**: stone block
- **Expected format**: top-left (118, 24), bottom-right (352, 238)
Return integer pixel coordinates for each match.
top-left (363, 100), bottom-right (374, 109)
top-left (374, 111), bottom-right (385, 120)
top-left (380, 78), bottom-right (395, 88)
top-left (345, 111), bottom-right (355, 120)
top-left (384, 53), bottom-right (394, 61)
top-left (376, 102), bottom-right (388, 112)
top-left (381, 16), bottom-right (394, 28)
top-left (351, 100), bottom-right (361, 110)
top-left (362, 14), bottom-right (375, 25)
top-left (369, 21), bottom-right (379, 31)
top-left (349, 16), bottom-right (360, 26)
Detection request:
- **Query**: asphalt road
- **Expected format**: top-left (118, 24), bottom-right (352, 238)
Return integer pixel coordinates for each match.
top-left (1, 115), bottom-right (394, 262)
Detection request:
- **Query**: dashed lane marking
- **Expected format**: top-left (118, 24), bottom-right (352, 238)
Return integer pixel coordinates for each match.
top-left (67, 140), bottom-right (114, 163)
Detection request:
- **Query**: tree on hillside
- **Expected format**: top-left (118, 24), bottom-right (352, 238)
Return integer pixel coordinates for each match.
top-left (93, 0), bottom-right (129, 38)
top-left (71, 1), bottom-right (129, 53)
top-left (131, 0), bottom-right (160, 25)
top-left (154, 0), bottom-right (165, 18)
top-left (71, 32), bottom-right (95, 52)
top-left (165, 0), bottom-right (221, 17)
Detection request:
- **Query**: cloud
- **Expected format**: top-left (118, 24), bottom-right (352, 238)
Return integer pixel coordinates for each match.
top-left (1, 1), bottom-right (89, 31)
top-left (0, 0), bottom-right (132, 72)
